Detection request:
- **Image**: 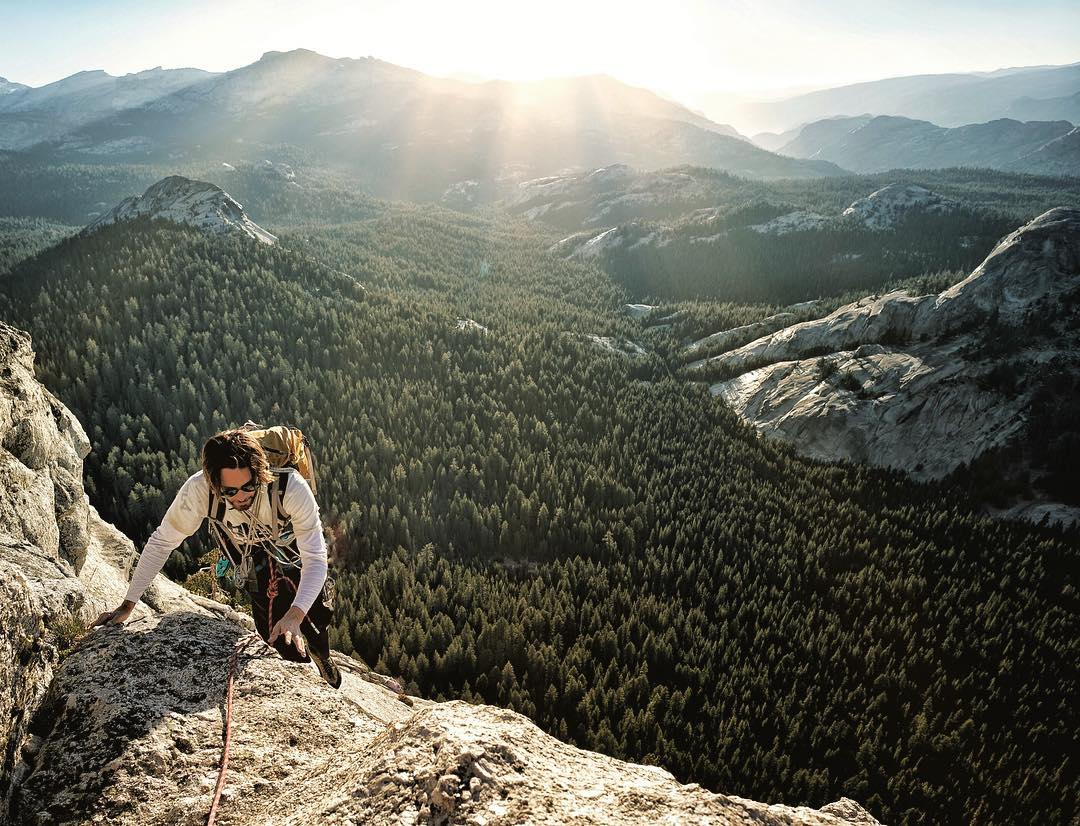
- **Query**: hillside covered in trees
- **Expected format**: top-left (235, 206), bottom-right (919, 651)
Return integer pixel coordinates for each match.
top-left (1, 197), bottom-right (1077, 825)
top-left (591, 206), bottom-right (1016, 304)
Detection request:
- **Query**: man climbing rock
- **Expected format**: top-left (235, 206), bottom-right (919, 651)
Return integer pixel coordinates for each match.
top-left (93, 428), bottom-right (341, 688)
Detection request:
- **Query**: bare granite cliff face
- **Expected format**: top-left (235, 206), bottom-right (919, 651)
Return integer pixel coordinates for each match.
top-left (1, 320), bottom-right (95, 808)
top-left (0, 319), bottom-right (230, 819)
top-left (0, 320), bottom-right (881, 825)
top-left (692, 208), bottom-right (1080, 525)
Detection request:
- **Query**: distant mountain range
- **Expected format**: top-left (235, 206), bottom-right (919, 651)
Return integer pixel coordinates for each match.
top-left (0, 50), bottom-right (840, 199)
top-left (6, 53), bottom-right (1080, 196)
top-left (0, 77), bottom-right (28, 96)
top-left (0, 67), bottom-right (214, 151)
top-left (1006, 90), bottom-right (1080, 123)
top-left (507, 167), bottom-right (1016, 304)
top-left (704, 62), bottom-right (1080, 135)
top-left (756, 115), bottom-right (1080, 176)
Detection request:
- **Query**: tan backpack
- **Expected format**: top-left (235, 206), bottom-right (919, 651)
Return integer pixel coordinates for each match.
top-left (240, 421), bottom-right (318, 496)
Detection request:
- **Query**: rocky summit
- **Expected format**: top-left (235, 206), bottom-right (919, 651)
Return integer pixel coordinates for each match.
top-left (840, 184), bottom-right (958, 231)
top-left (0, 316), bottom-right (880, 824)
top-left (695, 208), bottom-right (1080, 526)
top-left (86, 176), bottom-right (277, 244)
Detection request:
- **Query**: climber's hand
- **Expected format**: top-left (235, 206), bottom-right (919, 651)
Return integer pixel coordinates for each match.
top-left (92, 600), bottom-right (135, 627)
top-left (269, 606), bottom-right (307, 656)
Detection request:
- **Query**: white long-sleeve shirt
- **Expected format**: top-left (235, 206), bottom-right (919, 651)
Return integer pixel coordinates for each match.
top-left (125, 469), bottom-right (328, 614)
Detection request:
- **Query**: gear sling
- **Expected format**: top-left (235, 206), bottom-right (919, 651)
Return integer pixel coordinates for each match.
top-left (205, 467), bottom-right (335, 664)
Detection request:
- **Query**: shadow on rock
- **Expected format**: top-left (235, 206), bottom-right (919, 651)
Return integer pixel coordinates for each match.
top-left (10, 610), bottom-right (270, 824)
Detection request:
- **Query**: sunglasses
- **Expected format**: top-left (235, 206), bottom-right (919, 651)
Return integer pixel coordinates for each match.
top-left (220, 480), bottom-right (258, 497)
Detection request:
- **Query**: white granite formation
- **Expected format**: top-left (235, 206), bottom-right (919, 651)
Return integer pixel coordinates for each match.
top-left (87, 176), bottom-right (277, 244)
top-left (841, 184), bottom-right (959, 230)
top-left (699, 208), bottom-right (1080, 528)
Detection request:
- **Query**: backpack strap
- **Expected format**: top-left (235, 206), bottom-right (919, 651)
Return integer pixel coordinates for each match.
top-left (207, 485), bottom-right (227, 524)
top-left (267, 469), bottom-right (292, 545)
top-left (303, 434), bottom-right (318, 495)
top-left (205, 483), bottom-right (243, 569)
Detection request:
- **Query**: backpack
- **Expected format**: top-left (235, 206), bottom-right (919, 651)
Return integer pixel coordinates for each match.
top-left (239, 421), bottom-right (318, 495)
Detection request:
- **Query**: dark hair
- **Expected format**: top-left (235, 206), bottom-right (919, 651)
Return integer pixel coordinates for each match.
top-left (201, 429), bottom-right (274, 493)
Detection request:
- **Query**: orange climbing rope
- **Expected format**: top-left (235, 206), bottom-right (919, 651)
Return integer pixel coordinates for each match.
top-left (207, 633), bottom-right (260, 826)
top-left (208, 559), bottom-right (307, 823)
top-left (208, 557), bottom-right (302, 820)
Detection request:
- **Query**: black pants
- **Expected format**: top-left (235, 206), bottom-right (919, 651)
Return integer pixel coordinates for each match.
top-left (246, 550), bottom-right (333, 664)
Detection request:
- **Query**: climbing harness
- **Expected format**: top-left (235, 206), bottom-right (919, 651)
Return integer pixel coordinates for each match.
top-left (207, 632), bottom-right (263, 826)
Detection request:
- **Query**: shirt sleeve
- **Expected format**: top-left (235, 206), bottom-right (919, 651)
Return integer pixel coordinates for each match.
top-left (282, 473), bottom-right (328, 615)
top-left (124, 472), bottom-right (208, 604)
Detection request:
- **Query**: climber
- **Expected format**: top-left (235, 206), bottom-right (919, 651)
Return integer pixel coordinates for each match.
top-left (92, 428), bottom-right (341, 688)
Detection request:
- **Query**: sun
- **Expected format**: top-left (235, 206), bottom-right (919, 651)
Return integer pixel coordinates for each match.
top-left (325, 0), bottom-right (708, 97)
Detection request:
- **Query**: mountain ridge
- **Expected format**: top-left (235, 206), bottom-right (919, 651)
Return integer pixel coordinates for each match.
top-left (0, 77), bottom-right (29, 95)
top-left (768, 115), bottom-right (1079, 175)
top-left (528, 169), bottom-right (1008, 304)
top-left (700, 61), bottom-right (1080, 135)
top-left (86, 175), bottom-right (277, 245)
top-left (0, 49), bottom-right (841, 195)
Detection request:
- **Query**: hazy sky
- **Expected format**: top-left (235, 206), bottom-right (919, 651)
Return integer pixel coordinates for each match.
top-left (3, 0), bottom-right (1079, 100)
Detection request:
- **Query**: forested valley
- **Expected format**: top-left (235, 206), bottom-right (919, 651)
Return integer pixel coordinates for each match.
top-left (2, 187), bottom-right (1077, 825)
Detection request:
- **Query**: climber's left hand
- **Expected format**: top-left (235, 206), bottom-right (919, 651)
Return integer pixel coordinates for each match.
top-left (269, 606), bottom-right (307, 656)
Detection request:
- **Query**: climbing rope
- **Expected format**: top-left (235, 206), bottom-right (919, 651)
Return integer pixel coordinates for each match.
top-left (207, 632), bottom-right (261, 826)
